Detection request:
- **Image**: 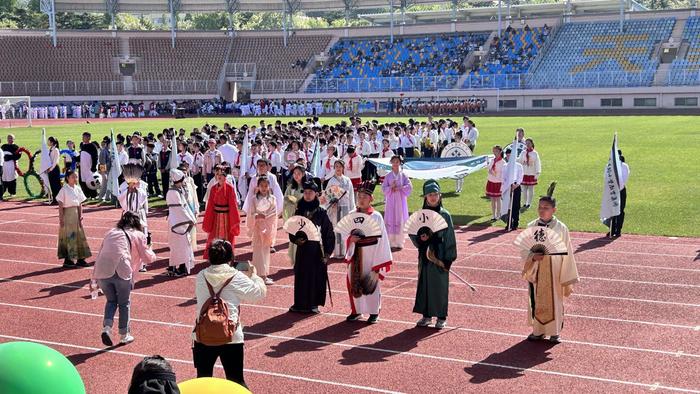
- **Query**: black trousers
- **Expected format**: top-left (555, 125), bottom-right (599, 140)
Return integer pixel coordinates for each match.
top-left (146, 171), bottom-right (161, 195)
top-left (2, 179), bottom-right (17, 196)
top-left (507, 186), bottom-right (521, 230)
top-left (192, 173), bottom-right (205, 203)
top-left (48, 167), bottom-right (62, 202)
top-left (192, 342), bottom-right (246, 388)
top-left (611, 187), bottom-right (627, 236)
top-left (160, 170), bottom-right (169, 195)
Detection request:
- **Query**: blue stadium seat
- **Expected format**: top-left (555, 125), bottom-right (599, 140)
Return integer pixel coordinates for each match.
top-left (669, 16), bottom-right (700, 85)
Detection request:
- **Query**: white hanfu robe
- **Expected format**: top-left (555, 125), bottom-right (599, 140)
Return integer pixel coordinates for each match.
top-left (344, 209), bottom-right (392, 315)
top-left (118, 181), bottom-right (149, 237)
top-left (167, 186), bottom-right (197, 272)
top-left (521, 217), bottom-right (579, 337)
top-left (324, 174), bottom-right (355, 257)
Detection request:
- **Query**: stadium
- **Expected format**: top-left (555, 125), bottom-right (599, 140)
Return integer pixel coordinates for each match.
top-left (0, 0), bottom-right (699, 393)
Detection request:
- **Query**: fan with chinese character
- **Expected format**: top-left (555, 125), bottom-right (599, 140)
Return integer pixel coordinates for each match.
top-left (283, 215), bottom-right (321, 242)
top-left (513, 227), bottom-right (568, 256)
top-left (335, 212), bottom-right (382, 246)
top-left (404, 209), bottom-right (448, 236)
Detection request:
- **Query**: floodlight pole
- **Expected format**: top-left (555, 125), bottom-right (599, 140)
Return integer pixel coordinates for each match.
top-left (169, 0), bottom-right (181, 48)
top-left (451, 0), bottom-right (458, 22)
top-left (389, 0), bottom-right (395, 44)
top-left (40, 0), bottom-right (57, 47)
top-left (497, 0), bottom-right (502, 37)
top-left (619, 0), bottom-right (624, 33)
top-left (282, 2), bottom-right (288, 47)
top-left (105, 0), bottom-right (119, 30)
top-left (225, 0), bottom-right (240, 36)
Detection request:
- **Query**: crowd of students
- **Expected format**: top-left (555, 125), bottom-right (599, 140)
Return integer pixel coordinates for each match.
top-left (0, 114), bottom-right (635, 387)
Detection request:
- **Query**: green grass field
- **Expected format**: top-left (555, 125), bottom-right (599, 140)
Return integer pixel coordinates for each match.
top-left (2, 115), bottom-right (699, 237)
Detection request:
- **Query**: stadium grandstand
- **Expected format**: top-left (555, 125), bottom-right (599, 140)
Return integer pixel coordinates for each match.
top-left (0, 0), bottom-right (699, 111)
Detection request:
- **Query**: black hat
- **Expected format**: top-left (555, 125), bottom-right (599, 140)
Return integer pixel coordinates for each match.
top-left (357, 180), bottom-right (376, 196)
top-left (302, 178), bottom-right (321, 192)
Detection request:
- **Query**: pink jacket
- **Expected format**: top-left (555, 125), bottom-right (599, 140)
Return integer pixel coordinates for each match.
top-left (92, 228), bottom-right (156, 282)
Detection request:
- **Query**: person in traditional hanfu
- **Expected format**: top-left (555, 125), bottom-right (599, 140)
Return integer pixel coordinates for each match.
top-left (246, 175), bottom-right (278, 285)
top-left (179, 162), bottom-right (200, 252)
top-left (166, 169), bottom-right (197, 277)
top-left (79, 132), bottom-right (99, 199)
top-left (56, 170), bottom-right (92, 268)
top-left (118, 164), bottom-right (150, 272)
top-left (283, 165), bottom-right (308, 265)
top-left (242, 158), bottom-right (284, 253)
top-left (343, 181), bottom-right (392, 324)
top-left (202, 165), bottom-right (241, 261)
top-left (522, 195), bottom-right (578, 344)
top-left (321, 160), bottom-right (355, 258)
top-left (381, 155), bottom-right (412, 251)
top-left (288, 180), bottom-right (335, 314)
top-left (411, 180), bottom-right (457, 330)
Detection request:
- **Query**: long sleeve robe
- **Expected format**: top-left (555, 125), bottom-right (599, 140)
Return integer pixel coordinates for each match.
top-left (343, 209), bottom-right (392, 315)
top-left (283, 185), bottom-right (304, 265)
top-left (324, 175), bottom-right (355, 257)
top-left (382, 171), bottom-right (412, 247)
top-left (289, 200), bottom-right (335, 310)
top-left (167, 186), bottom-right (196, 271)
top-left (202, 182), bottom-right (240, 260)
top-left (522, 217), bottom-right (579, 337)
top-left (246, 194), bottom-right (278, 277)
top-left (410, 206), bottom-right (457, 319)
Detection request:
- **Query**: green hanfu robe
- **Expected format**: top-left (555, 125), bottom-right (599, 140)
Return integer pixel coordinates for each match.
top-left (410, 206), bottom-right (457, 319)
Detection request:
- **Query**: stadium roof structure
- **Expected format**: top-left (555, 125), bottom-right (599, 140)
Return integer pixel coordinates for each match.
top-left (53, 0), bottom-right (444, 13)
top-left (359, 0), bottom-right (649, 24)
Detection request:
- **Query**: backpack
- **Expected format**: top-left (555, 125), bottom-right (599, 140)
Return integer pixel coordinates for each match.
top-left (193, 275), bottom-right (238, 346)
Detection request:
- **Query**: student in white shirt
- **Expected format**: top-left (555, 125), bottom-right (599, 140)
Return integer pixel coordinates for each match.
top-left (517, 138), bottom-right (541, 209)
top-left (486, 145), bottom-right (505, 221)
top-left (609, 150), bottom-right (630, 238)
top-left (501, 147), bottom-right (524, 231)
top-left (465, 120), bottom-right (479, 152)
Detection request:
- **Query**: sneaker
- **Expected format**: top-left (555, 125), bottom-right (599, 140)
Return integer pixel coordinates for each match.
top-left (346, 313), bottom-right (361, 321)
top-left (270, 247), bottom-right (276, 253)
top-left (527, 333), bottom-right (544, 342)
top-left (310, 307), bottom-right (320, 314)
top-left (435, 319), bottom-right (447, 329)
top-left (63, 259), bottom-right (76, 268)
top-left (367, 314), bottom-right (379, 324)
top-left (101, 327), bottom-right (113, 346)
top-left (264, 277), bottom-right (274, 285)
top-left (548, 335), bottom-right (561, 344)
top-left (416, 317), bottom-right (432, 327)
top-left (120, 333), bottom-right (135, 345)
top-left (139, 265), bottom-right (147, 273)
top-left (76, 259), bottom-right (89, 267)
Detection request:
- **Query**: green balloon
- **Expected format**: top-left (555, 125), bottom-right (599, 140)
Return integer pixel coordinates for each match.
top-left (0, 342), bottom-right (85, 394)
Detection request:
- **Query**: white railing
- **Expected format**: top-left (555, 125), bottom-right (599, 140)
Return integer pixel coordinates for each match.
top-left (224, 63), bottom-right (257, 79)
top-left (0, 80), bottom-right (220, 96)
top-left (667, 68), bottom-right (700, 86)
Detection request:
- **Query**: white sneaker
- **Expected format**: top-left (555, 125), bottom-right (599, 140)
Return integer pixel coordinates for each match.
top-left (101, 326), bottom-right (113, 346)
top-left (435, 319), bottom-right (447, 329)
top-left (120, 333), bottom-right (134, 344)
top-left (264, 277), bottom-right (274, 285)
top-left (416, 317), bottom-right (432, 327)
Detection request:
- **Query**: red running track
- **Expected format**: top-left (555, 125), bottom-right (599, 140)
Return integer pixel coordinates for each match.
top-left (0, 201), bottom-right (699, 393)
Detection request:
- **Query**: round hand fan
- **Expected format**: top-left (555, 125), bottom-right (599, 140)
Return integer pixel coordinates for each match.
top-left (335, 212), bottom-right (382, 238)
top-left (256, 196), bottom-right (273, 215)
top-left (404, 209), bottom-right (448, 236)
top-left (513, 227), bottom-right (568, 256)
top-left (283, 215), bottom-right (321, 242)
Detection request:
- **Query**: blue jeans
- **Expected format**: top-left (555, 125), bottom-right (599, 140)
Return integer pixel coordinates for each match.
top-left (98, 273), bottom-right (132, 335)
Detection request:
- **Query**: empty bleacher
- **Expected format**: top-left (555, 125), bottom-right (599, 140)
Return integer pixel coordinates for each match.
top-left (0, 36), bottom-right (119, 82)
top-left (228, 35), bottom-right (331, 81)
top-left (309, 33), bottom-right (489, 92)
top-left (130, 37), bottom-right (230, 81)
top-left (669, 16), bottom-right (700, 85)
top-left (528, 18), bottom-right (674, 89)
top-left (464, 25), bottom-right (549, 89)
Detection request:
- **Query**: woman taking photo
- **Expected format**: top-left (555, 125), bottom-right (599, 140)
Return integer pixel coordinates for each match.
top-left (193, 239), bottom-right (266, 387)
top-left (56, 170), bottom-right (91, 268)
top-left (93, 212), bottom-right (156, 346)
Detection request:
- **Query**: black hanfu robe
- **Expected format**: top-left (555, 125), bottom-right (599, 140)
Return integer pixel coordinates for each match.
top-left (289, 198), bottom-right (335, 311)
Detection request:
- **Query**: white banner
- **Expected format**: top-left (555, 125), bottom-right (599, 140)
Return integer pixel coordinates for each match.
top-left (600, 133), bottom-right (622, 223)
top-left (368, 155), bottom-right (491, 180)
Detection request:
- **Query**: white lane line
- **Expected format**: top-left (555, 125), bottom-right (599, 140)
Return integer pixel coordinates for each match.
top-left (0, 304), bottom-right (698, 394)
top-left (3, 277), bottom-right (700, 359)
top-left (3, 256), bottom-right (700, 312)
top-left (0, 333), bottom-right (403, 394)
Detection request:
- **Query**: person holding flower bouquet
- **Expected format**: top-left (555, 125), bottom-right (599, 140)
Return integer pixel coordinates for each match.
top-left (321, 160), bottom-right (355, 258)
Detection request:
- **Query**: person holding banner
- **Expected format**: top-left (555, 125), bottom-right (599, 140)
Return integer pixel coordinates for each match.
top-left (411, 180), bottom-right (456, 329)
top-left (607, 150), bottom-right (630, 238)
top-left (522, 195), bottom-right (578, 343)
top-left (381, 155), bottom-right (412, 251)
top-left (518, 138), bottom-right (541, 210)
top-left (485, 145), bottom-right (505, 221)
top-left (501, 147), bottom-right (524, 231)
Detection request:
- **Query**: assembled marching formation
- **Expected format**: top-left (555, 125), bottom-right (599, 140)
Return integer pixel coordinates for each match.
top-left (0, 115), bottom-right (633, 387)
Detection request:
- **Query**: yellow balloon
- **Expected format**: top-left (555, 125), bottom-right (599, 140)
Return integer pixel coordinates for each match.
top-left (178, 377), bottom-right (251, 394)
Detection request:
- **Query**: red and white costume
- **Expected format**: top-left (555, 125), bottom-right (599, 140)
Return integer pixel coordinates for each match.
top-left (518, 148), bottom-right (541, 186)
top-left (344, 208), bottom-right (392, 315)
top-left (343, 152), bottom-right (364, 187)
top-left (486, 156), bottom-right (504, 197)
